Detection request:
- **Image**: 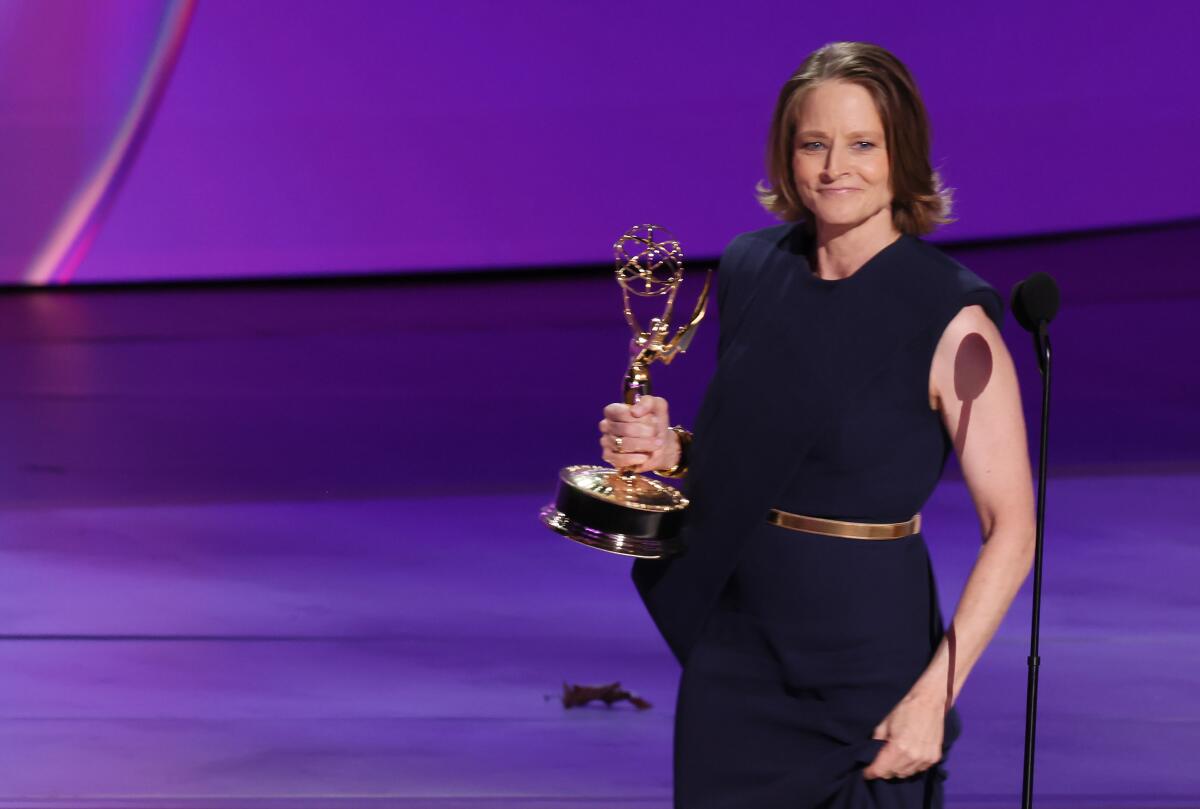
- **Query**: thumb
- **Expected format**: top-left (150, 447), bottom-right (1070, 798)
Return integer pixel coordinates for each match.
top-left (653, 395), bottom-right (670, 422)
top-left (872, 720), bottom-right (889, 741)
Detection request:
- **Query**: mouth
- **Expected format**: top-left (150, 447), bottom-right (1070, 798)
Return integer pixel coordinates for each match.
top-left (818, 188), bottom-right (861, 194)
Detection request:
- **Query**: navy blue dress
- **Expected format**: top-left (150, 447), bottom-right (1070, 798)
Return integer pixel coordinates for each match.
top-left (632, 223), bottom-right (1004, 808)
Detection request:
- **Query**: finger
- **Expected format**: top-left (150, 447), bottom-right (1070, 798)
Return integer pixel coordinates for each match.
top-left (863, 743), bottom-right (901, 780)
top-left (604, 405), bottom-right (659, 434)
top-left (877, 747), bottom-right (928, 781)
top-left (895, 757), bottom-right (937, 780)
top-left (863, 754), bottom-right (881, 779)
top-left (603, 403), bottom-right (638, 423)
top-left (603, 450), bottom-right (650, 469)
top-left (601, 420), bottom-right (658, 440)
top-left (864, 766), bottom-right (899, 781)
top-left (651, 395), bottom-right (670, 423)
top-left (629, 395), bottom-right (663, 420)
top-left (602, 434), bottom-right (661, 455)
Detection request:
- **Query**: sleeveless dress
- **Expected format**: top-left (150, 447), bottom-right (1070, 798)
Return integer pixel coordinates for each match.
top-left (632, 223), bottom-right (1004, 809)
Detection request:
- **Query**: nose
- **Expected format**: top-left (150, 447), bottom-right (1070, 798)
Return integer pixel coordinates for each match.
top-left (821, 142), bottom-right (847, 180)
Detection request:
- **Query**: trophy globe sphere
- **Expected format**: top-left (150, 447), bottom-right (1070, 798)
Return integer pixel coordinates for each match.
top-left (614, 224), bottom-right (684, 297)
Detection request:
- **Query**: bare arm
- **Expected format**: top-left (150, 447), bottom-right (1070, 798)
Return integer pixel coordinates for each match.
top-left (865, 303), bottom-right (1035, 780)
top-left (914, 303), bottom-right (1036, 705)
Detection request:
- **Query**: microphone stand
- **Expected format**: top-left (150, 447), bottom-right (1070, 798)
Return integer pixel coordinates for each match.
top-left (1021, 320), bottom-right (1051, 809)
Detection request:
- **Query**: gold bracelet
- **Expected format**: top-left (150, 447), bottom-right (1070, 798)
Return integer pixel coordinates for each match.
top-left (655, 425), bottom-right (692, 478)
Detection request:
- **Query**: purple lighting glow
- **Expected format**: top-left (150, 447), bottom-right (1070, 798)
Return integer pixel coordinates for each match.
top-left (1, 1), bottom-right (1197, 284)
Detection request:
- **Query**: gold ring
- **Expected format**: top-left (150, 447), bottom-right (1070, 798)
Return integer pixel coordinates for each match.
top-left (612, 434), bottom-right (624, 452)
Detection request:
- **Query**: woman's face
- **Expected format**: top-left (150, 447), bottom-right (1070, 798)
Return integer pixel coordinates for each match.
top-left (790, 80), bottom-right (893, 234)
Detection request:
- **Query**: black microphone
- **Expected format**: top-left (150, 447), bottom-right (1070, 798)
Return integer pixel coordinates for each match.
top-left (1009, 271), bottom-right (1060, 809)
top-left (1010, 272), bottom-right (1060, 332)
top-left (1010, 272), bottom-right (1060, 375)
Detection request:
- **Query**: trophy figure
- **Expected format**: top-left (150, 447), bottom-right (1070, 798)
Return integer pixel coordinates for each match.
top-left (539, 224), bottom-right (711, 559)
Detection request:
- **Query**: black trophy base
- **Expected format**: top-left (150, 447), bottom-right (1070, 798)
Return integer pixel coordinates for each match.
top-left (539, 465), bottom-right (687, 560)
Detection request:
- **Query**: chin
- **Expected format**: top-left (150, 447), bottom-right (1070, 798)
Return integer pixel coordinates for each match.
top-left (809, 202), bottom-right (888, 232)
top-left (811, 209), bottom-right (870, 229)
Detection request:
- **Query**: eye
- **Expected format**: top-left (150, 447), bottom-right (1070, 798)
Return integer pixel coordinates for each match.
top-left (853, 141), bottom-right (877, 151)
top-left (798, 141), bottom-right (825, 152)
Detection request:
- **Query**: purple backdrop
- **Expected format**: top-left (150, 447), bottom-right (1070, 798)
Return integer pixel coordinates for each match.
top-left (2, 0), bottom-right (1198, 284)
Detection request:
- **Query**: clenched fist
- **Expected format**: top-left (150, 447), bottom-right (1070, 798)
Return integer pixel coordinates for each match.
top-left (598, 395), bottom-right (680, 474)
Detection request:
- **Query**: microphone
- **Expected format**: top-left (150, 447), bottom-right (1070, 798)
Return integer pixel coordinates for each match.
top-left (1010, 272), bottom-right (1060, 332)
top-left (1009, 271), bottom-right (1060, 809)
top-left (1010, 272), bottom-right (1060, 375)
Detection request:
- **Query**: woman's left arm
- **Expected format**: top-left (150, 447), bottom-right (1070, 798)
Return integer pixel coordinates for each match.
top-left (864, 303), bottom-right (1036, 780)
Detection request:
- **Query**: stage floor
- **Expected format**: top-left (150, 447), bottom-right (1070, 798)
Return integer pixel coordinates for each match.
top-left (2, 478), bottom-right (1199, 808)
top-left (1, 223), bottom-right (1197, 807)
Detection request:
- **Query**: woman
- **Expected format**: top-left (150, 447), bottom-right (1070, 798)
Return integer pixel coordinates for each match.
top-left (599, 42), bottom-right (1035, 807)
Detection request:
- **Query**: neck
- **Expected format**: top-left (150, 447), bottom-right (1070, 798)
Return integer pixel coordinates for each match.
top-left (812, 210), bottom-right (902, 280)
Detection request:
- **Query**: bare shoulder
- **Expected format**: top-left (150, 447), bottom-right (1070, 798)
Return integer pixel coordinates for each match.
top-left (941, 303), bottom-right (1000, 344)
top-left (928, 303), bottom-right (1033, 537)
top-left (928, 304), bottom-right (1012, 412)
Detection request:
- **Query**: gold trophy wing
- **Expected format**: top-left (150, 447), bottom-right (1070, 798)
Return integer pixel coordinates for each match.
top-left (658, 269), bottom-right (712, 365)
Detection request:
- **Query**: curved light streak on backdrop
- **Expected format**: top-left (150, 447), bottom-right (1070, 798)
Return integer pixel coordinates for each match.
top-left (2, 1), bottom-right (1197, 284)
top-left (17, 0), bottom-right (196, 285)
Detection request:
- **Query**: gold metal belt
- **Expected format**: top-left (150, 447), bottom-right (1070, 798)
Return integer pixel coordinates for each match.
top-left (766, 509), bottom-right (922, 540)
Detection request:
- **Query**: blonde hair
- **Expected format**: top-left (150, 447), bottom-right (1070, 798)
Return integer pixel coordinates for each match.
top-left (756, 41), bottom-right (953, 236)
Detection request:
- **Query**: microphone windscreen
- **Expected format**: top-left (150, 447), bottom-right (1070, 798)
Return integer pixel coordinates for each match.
top-left (1010, 280), bottom-right (1032, 331)
top-left (1010, 272), bottom-right (1060, 331)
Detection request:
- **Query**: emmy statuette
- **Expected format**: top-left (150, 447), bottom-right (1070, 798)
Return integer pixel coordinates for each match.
top-left (539, 224), bottom-right (710, 559)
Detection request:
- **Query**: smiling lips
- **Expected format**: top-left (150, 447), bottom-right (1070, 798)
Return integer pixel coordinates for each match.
top-left (819, 188), bottom-right (861, 194)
